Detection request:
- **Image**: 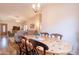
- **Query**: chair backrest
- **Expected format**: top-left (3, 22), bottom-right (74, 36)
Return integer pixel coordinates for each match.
top-left (41, 32), bottom-right (49, 37)
top-left (20, 36), bottom-right (27, 43)
top-left (18, 36), bottom-right (29, 55)
top-left (29, 39), bottom-right (49, 55)
top-left (50, 33), bottom-right (63, 40)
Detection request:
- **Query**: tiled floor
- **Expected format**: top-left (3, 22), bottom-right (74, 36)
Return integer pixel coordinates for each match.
top-left (0, 41), bottom-right (17, 55)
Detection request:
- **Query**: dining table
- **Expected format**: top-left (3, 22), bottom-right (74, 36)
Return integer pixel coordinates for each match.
top-left (25, 35), bottom-right (72, 55)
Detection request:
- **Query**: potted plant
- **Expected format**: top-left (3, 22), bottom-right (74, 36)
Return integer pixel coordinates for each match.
top-left (34, 30), bottom-right (40, 38)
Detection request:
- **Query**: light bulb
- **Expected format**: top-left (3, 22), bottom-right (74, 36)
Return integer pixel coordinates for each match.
top-left (37, 3), bottom-right (40, 8)
top-left (32, 4), bottom-right (35, 9)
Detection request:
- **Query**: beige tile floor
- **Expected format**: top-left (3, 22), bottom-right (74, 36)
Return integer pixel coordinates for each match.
top-left (0, 41), bottom-right (17, 55)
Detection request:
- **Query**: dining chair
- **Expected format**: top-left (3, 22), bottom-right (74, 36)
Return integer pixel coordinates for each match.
top-left (50, 33), bottom-right (63, 40)
top-left (28, 39), bottom-right (49, 55)
top-left (16, 36), bottom-right (29, 55)
top-left (41, 32), bottom-right (49, 37)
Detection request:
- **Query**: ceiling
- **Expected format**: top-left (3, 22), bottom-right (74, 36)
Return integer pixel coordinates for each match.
top-left (0, 3), bottom-right (37, 22)
top-left (0, 3), bottom-right (78, 23)
top-left (0, 3), bottom-right (54, 23)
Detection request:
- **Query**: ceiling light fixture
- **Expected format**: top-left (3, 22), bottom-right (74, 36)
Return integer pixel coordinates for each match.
top-left (32, 3), bottom-right (41, 13)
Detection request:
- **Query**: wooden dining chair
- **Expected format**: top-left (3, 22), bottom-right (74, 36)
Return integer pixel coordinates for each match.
top-left (50, 33), bottom-right (63, 40)
top-left (16, 36), bottom-right (29, 55)
top-left (41, 32), bottom-right (49, 37)
top-left (28, 39), bottom-right (49, 55)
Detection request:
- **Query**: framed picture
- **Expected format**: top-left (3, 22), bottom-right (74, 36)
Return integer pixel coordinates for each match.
top-left (30, 24), bottom-right (35, 29)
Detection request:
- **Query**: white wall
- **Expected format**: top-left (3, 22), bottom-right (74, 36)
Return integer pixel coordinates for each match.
top-left (0, 20), bottom-right (21, 31)
top-left (41, 4), bottom-right (78, 54)
top-left (27, 14), bottom-right (40, 31)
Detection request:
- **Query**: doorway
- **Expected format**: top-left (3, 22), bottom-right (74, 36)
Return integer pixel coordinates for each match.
top-left (0, 23), bottom-right (7, 36)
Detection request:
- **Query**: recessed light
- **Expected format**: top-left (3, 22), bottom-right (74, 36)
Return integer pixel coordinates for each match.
top-left (16, 20), bottom-right (20, 22)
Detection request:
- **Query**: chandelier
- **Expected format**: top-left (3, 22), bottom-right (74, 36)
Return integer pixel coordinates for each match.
top-left (32, 3), bottom-right (41, 13)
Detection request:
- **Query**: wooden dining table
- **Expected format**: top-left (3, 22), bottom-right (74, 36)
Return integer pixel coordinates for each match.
top-left (25, 35), bottom-right (72, 55)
